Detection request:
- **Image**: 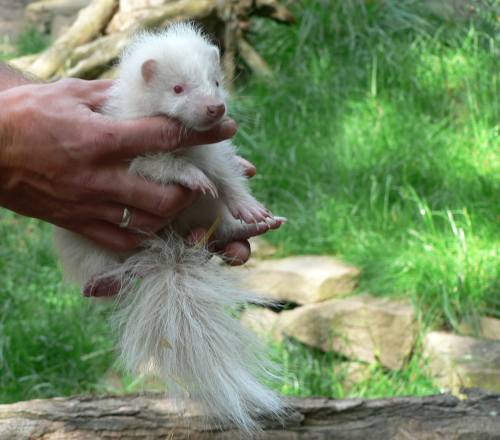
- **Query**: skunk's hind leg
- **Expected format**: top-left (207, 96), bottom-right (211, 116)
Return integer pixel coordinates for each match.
top-left (53, 226), bottom-right (120, 288)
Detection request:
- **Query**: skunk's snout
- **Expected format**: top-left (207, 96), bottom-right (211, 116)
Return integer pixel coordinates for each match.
top-left (206, 104), bottom-right (226, 120)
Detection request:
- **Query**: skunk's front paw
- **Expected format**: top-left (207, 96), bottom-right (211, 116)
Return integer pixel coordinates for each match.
top-left (227, 196), bottom-right (273, 223)
top-left (178, 169), bottom-right (218, 198)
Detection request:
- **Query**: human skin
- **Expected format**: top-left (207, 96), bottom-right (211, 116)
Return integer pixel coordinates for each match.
top-left (0, 64), bottom-right (274, 295)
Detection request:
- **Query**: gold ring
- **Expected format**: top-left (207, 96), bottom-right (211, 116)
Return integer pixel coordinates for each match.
top-left (119, 207), bottom-right (132, 229)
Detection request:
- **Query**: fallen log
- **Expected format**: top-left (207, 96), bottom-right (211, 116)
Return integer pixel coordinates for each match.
top-left (254, 0), bottom-right (296, 23)
top-left (66, 31), bottom-right (129, 78)
top-left (238, 36), bottom-right (273, 78)
top-left (27, 0), bottom-right (118, 79)
top-left (25, 0), bottom-right (91, 27)
top-left (106, 0), bottom-right (217, 33)
top-left (7, 54), bottom-right (39, 71)
top-left (0, 389), bottom-right (499, 439)
top-left (9, 0), bottom-right (295, 82)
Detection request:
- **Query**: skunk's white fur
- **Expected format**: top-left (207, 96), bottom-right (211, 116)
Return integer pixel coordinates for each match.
top-left (53, 22), bottom-right (285, 433)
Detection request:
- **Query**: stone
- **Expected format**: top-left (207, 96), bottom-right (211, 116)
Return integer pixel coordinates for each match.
top-left (240, 307), bottom-right (283, 342)
top-left (423, 331), bottom-right (500, 393)
top-left (333, 361), bottom-right (372, 392)
top-left (238, 256), bottom-right (360, 304)
top-left (248, 236), bottom-right (277, 260)
top-left (458, 317), bottom-right (500, 341)
top-left (278, 295), bottom-right (418, 370)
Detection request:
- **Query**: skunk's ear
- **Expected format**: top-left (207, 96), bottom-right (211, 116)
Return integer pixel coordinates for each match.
top-left (141, 59), bottom-right (157, 84)
top-left (210, 46), bottom-right (220, 64)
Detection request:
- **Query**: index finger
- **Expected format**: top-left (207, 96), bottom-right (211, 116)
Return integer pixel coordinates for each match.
top-left (91, 115), bottom-right (237, 160)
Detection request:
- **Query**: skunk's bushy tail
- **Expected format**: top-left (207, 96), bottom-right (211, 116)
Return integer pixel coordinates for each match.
top-left (99, 232), bottom-right (284, 433)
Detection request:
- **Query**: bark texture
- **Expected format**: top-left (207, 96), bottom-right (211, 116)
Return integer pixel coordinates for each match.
top-left (0, 389), bottom-right (499, 439)
top-left (14, 0), bottom-right (295, 81)
top-left (27, 0), bottom-right (118, 78)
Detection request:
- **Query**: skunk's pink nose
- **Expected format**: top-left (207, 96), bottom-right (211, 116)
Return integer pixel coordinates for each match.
top-left (206, 104), bottom-right (225, 119)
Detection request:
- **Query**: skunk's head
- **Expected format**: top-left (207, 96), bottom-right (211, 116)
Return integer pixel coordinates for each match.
top-left (126, 23), bottom-right (228, 131)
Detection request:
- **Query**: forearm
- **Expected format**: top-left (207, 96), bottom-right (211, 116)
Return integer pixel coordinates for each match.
top-left (0, 62), bottom-right (34, 92)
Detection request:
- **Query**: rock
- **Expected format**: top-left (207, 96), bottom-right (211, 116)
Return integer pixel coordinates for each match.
top-left (459, 317), bottom-right (500, 341)
top-left (333, 361), bottom-right (372, 392)
top-left (423, 331), bottom-right (500, 393)
top-left (239, 256), bottom-right (360, 304)
top-left (249, 236), bottom-right (277, 260)
top-left (240, 307), bottom-right (283, 342)
top-left (279, 295), bottom-right (418, 370)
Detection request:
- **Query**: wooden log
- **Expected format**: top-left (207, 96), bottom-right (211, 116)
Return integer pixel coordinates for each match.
top-left (218, 0), bottom-right (238, 88)
top-left (238, 37), bottom-right (273, 78)
top-left (106, 0), bottom-right (217, 34)
top-left (26, 0), bottom-right (91, 22)
top-left (255, 0), bottom-right (295, 24)
top-left (98, 65), bottom-right (118, 79)
top-left (119, 0), bottom-right (172, 14)
top-left (234, 0), bottom-right (295, 24)
top-left (7, 54), bottom-right (39, 71)
top-left (0, 389), bottom-right (499, 439)
top-left (137, 0), bottom-right (215, 29)
top-left (66, 32), bottom-right (129, 77)
top-left (27, 0), bottom-right (118, 79)
top-left (25, 1), bottom-right (92, 39)
top-left (21, 0), bottom-right (294, 82)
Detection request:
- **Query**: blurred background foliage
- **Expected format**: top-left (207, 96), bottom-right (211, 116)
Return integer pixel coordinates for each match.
top-left (0, 0), bottom-right (498, 403)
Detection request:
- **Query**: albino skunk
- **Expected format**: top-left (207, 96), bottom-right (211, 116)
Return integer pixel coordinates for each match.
top-left (53, 22), bottom-right (285, 433)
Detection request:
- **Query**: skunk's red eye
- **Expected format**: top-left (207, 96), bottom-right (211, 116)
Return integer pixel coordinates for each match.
top-left (173, 85), bottom-right (183, 94)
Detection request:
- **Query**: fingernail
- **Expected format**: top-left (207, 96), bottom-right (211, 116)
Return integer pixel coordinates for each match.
top-left (220, 119), bottom-right (237, 138)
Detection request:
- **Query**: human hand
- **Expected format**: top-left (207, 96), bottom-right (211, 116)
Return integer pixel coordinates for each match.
top-left (0, 78), bottom-right (236, 251)
top-left (186, 155), bottom-right (284, 266)
top-left (83, 158), bottom-right (285, 297)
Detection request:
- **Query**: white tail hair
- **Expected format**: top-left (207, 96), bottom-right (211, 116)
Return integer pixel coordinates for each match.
top-left (97, 231), bottom-right (285, 433)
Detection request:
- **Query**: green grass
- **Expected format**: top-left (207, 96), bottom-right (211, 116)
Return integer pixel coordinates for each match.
top-left (0, 27), bottom-right (50, 60)
top-left (234, 0), bottom-right (499, 329)
top-left (271, 338), bottom-right (437, 399)
top-left (0, 0), bottom-right (498, 403)
top-left (15, 27), bottom-right (50, 56)
top-left (0, 212), bottom-right (113, 403)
